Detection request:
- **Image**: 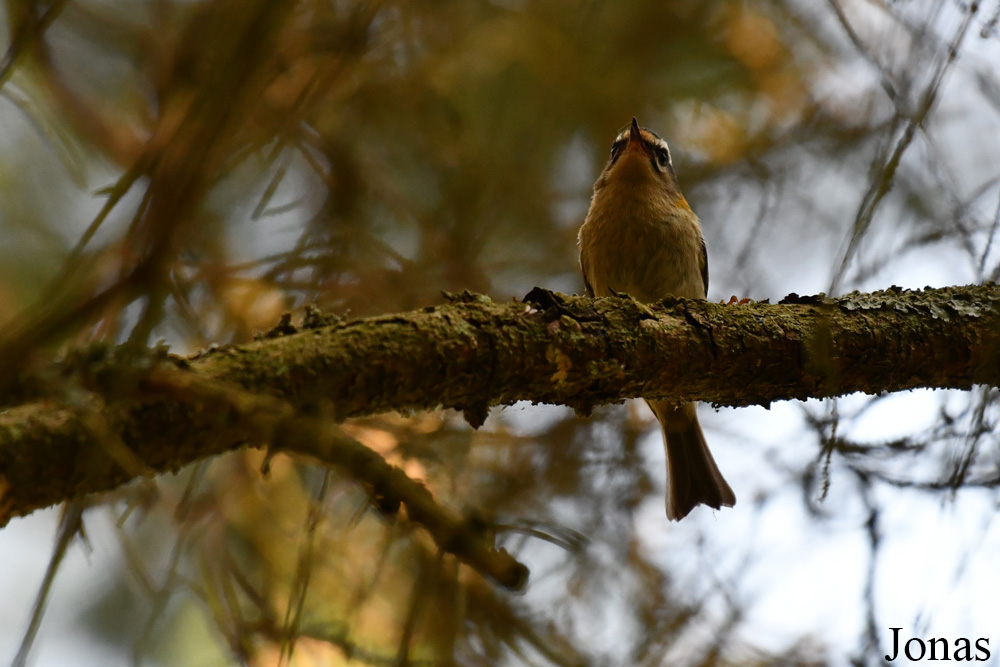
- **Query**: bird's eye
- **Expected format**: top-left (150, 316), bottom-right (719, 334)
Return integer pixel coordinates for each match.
top-left (654, 147), bottom-right (670, 170)
top-left (610, 142), bottom-right (624, 161)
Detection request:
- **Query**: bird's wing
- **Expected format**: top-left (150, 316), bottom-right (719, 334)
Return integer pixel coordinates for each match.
top-left (699, 234), bottom-right (709, 297)
top-left (580, 250), bottom-right (595, 297)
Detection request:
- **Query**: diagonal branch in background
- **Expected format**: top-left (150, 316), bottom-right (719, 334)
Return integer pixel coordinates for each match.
top-left (827, 3), bottom-right (980, 293)
top-left (1, 283), bottom-right (999, 570)
top-left (1, 358), bottom-right (529, 590)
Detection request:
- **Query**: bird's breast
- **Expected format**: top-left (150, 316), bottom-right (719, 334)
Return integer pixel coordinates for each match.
top-left (579, 185), bottom-right (705, 302)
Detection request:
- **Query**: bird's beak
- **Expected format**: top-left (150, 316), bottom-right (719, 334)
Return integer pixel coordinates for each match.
top-left (625, 117), bottom-right (647, 155)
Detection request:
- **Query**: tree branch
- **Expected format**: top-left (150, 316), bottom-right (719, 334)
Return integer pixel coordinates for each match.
top-left (195, 284), bottom-right (1000, 419)
top-left (1, 284), bottom-right (998, 584)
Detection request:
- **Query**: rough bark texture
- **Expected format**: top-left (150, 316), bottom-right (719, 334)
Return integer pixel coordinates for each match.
top-left (1, 284), bottom-right (999, 583)
top-left (196, 284), bottom-right (1000, 421)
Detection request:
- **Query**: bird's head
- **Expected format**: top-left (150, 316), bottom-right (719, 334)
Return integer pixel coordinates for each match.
top-left (596, 117), bottom-right (680, 195)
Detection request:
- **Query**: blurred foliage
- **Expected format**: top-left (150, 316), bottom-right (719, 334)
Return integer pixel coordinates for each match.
top-left (3, 0), bottom-right (1000, 665)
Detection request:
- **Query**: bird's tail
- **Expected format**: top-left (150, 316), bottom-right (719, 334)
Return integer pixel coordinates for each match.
top-left (648, 400), bottom-right (735, 521)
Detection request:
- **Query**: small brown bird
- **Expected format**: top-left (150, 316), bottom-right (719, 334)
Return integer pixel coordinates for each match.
top-left (578, 117), bottom-right (735, 520)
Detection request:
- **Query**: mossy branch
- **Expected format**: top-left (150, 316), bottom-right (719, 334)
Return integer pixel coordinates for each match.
top-left (196, 284), bottom-right (1000, 420)
top-left (1, 284), bottom-right (999, 587)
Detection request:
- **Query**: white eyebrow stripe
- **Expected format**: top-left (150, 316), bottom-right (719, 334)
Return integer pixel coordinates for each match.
top-left (611, 129), bottom-right (670, 154)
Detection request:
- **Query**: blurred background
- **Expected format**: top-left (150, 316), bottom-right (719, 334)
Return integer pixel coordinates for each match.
top-left (2, 0), bottom-right (1000, 665)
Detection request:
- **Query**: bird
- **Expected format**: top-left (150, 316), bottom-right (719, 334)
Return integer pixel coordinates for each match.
top-left (578, 117), bottom-right (735, 520)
